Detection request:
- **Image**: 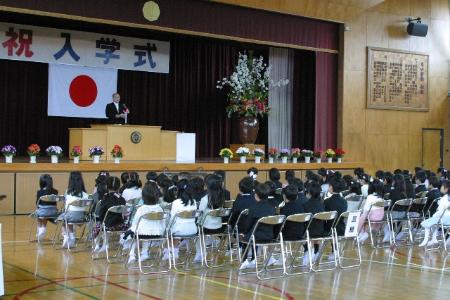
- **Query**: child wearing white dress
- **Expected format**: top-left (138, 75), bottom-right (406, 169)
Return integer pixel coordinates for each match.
top-left (121, 171), bottom-right (142, 202)
top-left (126, 182), bottom-right (166, 263)
top-left (419, 180), bottom-right (450, 247)
top-left (168, 181), bottom-right (197, 260)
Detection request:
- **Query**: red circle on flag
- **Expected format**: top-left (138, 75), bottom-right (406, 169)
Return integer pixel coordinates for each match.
top-left (69, 75), bottom-right (98, 107)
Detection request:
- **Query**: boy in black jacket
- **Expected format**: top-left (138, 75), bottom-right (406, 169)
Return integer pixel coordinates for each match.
top-left (239, 183), bottom-right (275, 269)
top-left (229, 177), bottom-right (257, 232)
top-left (280, 185), bottom-right (305, 241)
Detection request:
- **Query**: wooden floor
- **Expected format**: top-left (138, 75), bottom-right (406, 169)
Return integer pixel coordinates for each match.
top-left (1, 215), bottom-right (450, 299)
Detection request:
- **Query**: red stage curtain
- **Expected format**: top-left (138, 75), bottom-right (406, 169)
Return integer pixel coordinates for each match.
top-left (314, 52), bottom-right (338, 151)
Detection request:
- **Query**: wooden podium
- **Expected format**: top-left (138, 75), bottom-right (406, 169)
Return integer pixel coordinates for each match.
top-left (69, 125), bottom-right (177, 161)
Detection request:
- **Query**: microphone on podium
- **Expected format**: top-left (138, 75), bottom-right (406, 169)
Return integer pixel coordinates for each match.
top-left (123, 104), bottom-right (129, 124)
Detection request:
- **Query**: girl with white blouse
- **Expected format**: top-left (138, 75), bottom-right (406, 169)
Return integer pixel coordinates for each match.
top-left (195, 175), bottom-right (225, 262)
top-left (121, 172), bottom-right (142, 202)
top-left (168, 181), bottom-right (197, 260)
top-left (126, 182), bottom-right (166, 263)
top-left (419, 180), bottom-right (450, 247)
top-left (358, 180), bottom-right (385, 243)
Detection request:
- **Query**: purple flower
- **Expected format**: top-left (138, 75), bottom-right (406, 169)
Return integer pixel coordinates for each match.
top-left (1, 145), bottom-right (17, 156)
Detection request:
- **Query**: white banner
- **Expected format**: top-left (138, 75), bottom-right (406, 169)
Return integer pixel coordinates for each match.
top-left (48, 64), bottom-right (117, 118)
top-left (0, 22), bottom-right (170, 73)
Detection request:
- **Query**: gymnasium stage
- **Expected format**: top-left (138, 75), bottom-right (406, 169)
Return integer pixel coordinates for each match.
top-left (0, 159), bottom-right (367, 215)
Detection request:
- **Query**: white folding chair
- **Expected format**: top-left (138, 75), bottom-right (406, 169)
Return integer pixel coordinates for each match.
top-left (28, 194), bottom-right (65, 243)
top-left (279, 213), bottom-right (312, 276)
top-left (227, 209), bottom-right (249, 262)
top-left (308, 211), bottom-right (338, 272)
top-left (54, 198), bottom-right (93, 251)
top-left (198, 208), bottom-right (231, 268)
top-left (125, 211), bottom-right (171, 274)
top-left (168, 210), bottom-right (200, 270)
top-left (367, 200), bottom-right (390, 248)
top-left (239, 215), bottom-right (286, 280)
top-left (387, 199), bottom-right (413, 246)
top-left (93, 205), bottom-right (131, 262)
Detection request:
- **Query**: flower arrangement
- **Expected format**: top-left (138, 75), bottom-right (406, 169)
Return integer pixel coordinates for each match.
top-left (253, 148), bottom-right (265, 157)
top-left (219, 148), bottom-right (233, 158)
top-left (1, 145), bottom-right (16, 157)
top-left (111, 144), bottom-right (124, 158)
top-left (236, 147), bottom-right (250, 157)
top-left (313, 150), bottom-right (322, 158)
top-left (88, 146), bottom-right (104, 157)
top-left (46, 146), bottom-right (63, 157)
top-left (27, 144), bottom-right (40, 156)
top-left (217, 52), bottom-right (289, 118)
top-left (291, 148), bottom-right (301, 158)
top-left (268, 147), bottom-right (278, 158)
top-left (70, 146), bottom-right (82, 157)
top-left (335, 148), bottom-right (346, 158)
top-left (280, 148), bottom-right (290, 157)
top-left (325, 149), bottom-right (336, 158)
top-left (302, 149), bottom-right (313, 157)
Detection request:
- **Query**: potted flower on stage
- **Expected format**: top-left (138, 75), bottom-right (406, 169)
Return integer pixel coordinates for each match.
top-left (280, 148), bottom-right (290, 163)
top-left (291, 148), bottom-right (301, 163)
top-left (219, 148), bottom-right (233, 164)
top-left (313, 150), bottom-right (322, 163)
top-left (89, 146), bottom-right (104, 164)
top-left (268, 147), bottom-right (278, 164)
top-left (335, 148), bottom-right (345, 163)
top-left (301, 149), bottom-right (313, 163)
top-left (70, 146), bottom-right (82, 164)
top-left (1, 145), bottom-right (16, 163)
top-left (253, 148), bottom-right (265, 164)
top-left (325, 149), bottom-right (335, 163)
top-left (111, 144), bottom-right (123, 164)
top-left (27, 144), bottom-right (40, 164)
top-left (216, 52), bottom-right (289, 144)
top-left (46, 146), bottom-right (63, 164)
top-left (236, 147), bottom-right (250, 163)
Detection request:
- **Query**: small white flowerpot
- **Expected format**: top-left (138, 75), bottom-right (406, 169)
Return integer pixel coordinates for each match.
top-left (5, 155), bottom-right (13, 163)
top-left (223, 157), bottom-right (229, 164)
top-left (114, 157), bottom-right (121, 164)
top-left (316, 158), bottom-right (321, 163)
top-left (282, 157), bottom-right (288, 164)
top-left (240, 156), bottom-right (247, 164)
top-left (327, 157), bottom-right (333, 163)
top-left (269, 157), bottom-right (274, 164)
top-left (337, 157), bottom-right (342, 163)
top-left (292, 157), bottom-right (298, 164)
top-left (51, 155), bottom-right (59, 164)
top-left (255, 156), bottom-right (261, 164)
top-left (305, 156), bottom-right (311, 163)
top-left (73, 156), bottom-right (80, 164)
top-left (29, 155), bottom-right (37, 164)
top-left (93, 155), bottom-right (100, 164)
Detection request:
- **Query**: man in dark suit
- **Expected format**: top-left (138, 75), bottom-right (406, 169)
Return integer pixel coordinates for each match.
top-left (105, 93), bottom-right (129, 124)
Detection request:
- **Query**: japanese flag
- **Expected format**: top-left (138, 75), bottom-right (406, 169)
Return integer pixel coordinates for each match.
top-left (48, 64), bottom-right (117, 118)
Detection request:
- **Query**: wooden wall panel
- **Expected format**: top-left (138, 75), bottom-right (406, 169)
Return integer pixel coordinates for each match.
top-left (0, 174), bottom-right (14, 215)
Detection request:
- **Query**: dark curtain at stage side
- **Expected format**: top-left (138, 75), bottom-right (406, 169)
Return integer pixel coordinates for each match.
top-left (0, 59), bottom-right (99, 156)
top-left (291, 50), bottom-right (316, 149)
top-left (117, 38), bottom-right (269, 158)
top-left (314, 52), bottom-right (338, 150)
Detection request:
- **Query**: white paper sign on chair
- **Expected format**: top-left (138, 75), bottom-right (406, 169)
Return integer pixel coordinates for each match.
top-left (344, 212), bottom-right (360, 238)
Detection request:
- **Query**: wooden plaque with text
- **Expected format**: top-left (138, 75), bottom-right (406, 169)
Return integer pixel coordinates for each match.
top-left (367, 47), bottom-right (429, 111)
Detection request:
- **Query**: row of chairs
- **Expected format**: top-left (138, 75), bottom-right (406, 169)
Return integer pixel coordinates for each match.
top-left (29, 194), bottom-right (450, 280)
